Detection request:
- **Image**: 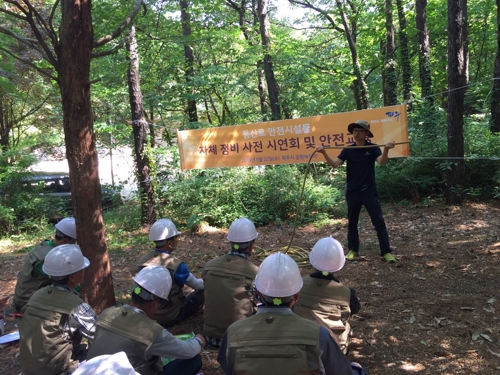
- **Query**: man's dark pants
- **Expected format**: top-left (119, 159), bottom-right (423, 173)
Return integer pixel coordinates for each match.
top-left (164, 289), bottom-right (205, 328)
top-left (163, 354), bottom-right (202, 375)
top-left (346, 187), bottom-right (391, 255)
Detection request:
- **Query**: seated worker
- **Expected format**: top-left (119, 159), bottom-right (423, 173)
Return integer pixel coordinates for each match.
top-left (87, 266), bottom-right (206, 375)
top-left (203, 217), bottom-right (259, 348)
top-left (19, 244), bottom-right (96, 375)
top-left (217, 252), bottom-right (367, 375)
top-left (136, 218), bottom-right (204, 327)
top-left (294, 236), bottom-right (361, 354)
top-left (8, 217), bottom-right (77, 314)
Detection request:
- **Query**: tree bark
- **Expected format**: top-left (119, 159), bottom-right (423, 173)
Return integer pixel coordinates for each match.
top-left (491, 0), bottom-right (500, 132)
top-left (416, 0), bottom-right (434, 105)
top-left (0, 96), bottom-right (13, 151)
top-left (148, 104), bottom-right (156, 148)
top-left (126, 25), bottom-right (156, 225)
top-left (396, 0), bottom-right (412, 108)
top-left (180, 0), bottom-right (198, 123)
top-left (446, 0), bottom-right (468, 205)
top-left (258, 0), bottom-right (282, 120)
top-left (383, 0), bottom-right (398, 106)
top-left (56, 0), bottom-right (115, 312)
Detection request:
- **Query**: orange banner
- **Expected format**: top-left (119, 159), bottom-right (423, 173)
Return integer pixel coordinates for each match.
top-left (177, 104), bottom-right (409, 170)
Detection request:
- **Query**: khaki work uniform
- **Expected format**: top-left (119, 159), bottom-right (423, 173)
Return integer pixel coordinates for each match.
top-left (87, 306), bottom-right (164, 375)
top-left (203, 254), bottom-right (258, 340)
top-left (226, 311), bottom-right (323, 375)
top-left (13, 240), bottom-right (54, 311)
top-left (293, 275), bottom-right (352, 353)
top-left (19, 286), bottom-right (83, 375)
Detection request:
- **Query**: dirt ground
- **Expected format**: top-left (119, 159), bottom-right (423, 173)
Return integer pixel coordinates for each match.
top-left (1, 202), bottom-right (500, 374)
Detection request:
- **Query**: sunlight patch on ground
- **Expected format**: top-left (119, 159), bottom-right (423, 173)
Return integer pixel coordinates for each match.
top-left (0, 239), bottom-right (13, 251)
top-left (196, 224), bottom-right (225, 235)
top-left (399, 362), bottom-right (425, 371)
top-left (456, 220), bottom-right (489, 231)
top-left (388, 335), bottom-right (399, 344)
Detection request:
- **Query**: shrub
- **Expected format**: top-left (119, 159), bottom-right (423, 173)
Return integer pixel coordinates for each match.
top-left (157, 165), bottom-right (343, 228)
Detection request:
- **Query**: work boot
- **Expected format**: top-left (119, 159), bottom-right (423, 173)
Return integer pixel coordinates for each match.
top-left (345, 250), bottom-right (359, 261)
top-left (383, 253), bottom-right (396, 263)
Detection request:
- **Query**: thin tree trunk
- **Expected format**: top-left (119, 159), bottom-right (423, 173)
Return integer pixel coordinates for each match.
top-left (258, 0), bottom-right (282, 120)
top-left (149, 104), bottom-right (156, 148)
top-left (446, 0), bottom-right (468, 205)
top-left (396, 0), bottom-right (412, 108)
top-left (257, 59), bottom-right (269, 120)
top-left (491, 0), bottom-right (500, 132)
top-left (252, 0), bottom-right (269, 120)
top-left (384, 0), bottom-right (398, 106)
top-left (416, 0), bottom-right (434, 105)
top-left (335, 0), bottom-right (370, 109)
top-left (126, 25), bottom-right (156, 225)
top-left (180, 0), bottom-right (198, 123)
top-left (0, 96), bottom-right (13, 150)
top-left (57, 0), bottom-right (115, 313)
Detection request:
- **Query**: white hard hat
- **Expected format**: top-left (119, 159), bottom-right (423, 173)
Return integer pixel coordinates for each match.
top-left (227, 217), bottom-right (258, 242)
top-left (309, 236), bottom-right (345, 273)
top-left (55, 217), bottom-right (77, 239)
top-left (254, 252), bottom-right (303, 297)
top-left (72, 352), bottom-right (139, 375)
top-left (149, 218), bottom-right (181, 241)
top-left (42, 244), bottom-right (90, 277)
top-left (133, 266), bottom-right (172, 300)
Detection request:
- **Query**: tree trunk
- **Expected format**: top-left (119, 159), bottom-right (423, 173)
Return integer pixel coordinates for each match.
top-left (383, 0), bottom-right (398, 106)
top-left (446, 0), bottom-right (468, 205)
top-left (149, 104), bottom-right (156, 148)
top-left (0, 96), bottom-right (13, 151)
top-left (416, 0), bottom-right (434, 105)
top-left (491, 0), bottom-right (500, 132)
top-left (396, 0), bottom-right (412, 108)
top-left (180, 0), bottom-right (198, 123)
top-left (257, 59), bottom-right (269, 120)
top-left (126, 25), bottom-right (156, 225)
top-left (335, 0), bottom-right (370, 109)
top-left (56, 0), bottom-right (115, 313)
top-left (252, 0), bottom-right (269, 120)
top-left (258, 0), bottom-right (282, 120)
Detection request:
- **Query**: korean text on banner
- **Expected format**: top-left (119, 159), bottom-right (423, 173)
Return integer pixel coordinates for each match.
top-left (177, 104), bottom-right (409, 170)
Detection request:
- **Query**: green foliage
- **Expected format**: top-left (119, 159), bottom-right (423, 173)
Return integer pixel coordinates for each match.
top-left (103, 201), bottom-right (146, 252)
top-left (377, 104), bottom-right (500, 201)
top-left (157, 165), bottom-right (343, 228)
top-left (0, 149), bottom-right (68, 234)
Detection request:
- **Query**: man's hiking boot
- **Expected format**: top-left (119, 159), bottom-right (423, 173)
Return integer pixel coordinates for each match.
top-left (345, 250), bottom-right (359, 261)
top-left (383, 253), bottom-right (396, 263)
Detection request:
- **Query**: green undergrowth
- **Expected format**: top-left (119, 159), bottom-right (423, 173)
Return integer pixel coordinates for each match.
top-left (157, 165), bottom-right (345, 229)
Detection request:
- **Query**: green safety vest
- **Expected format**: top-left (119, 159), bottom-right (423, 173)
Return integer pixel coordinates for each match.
top-left (19, 286), bottom-right (83, 375)
top-left (137, 251), bottom-right (187, 326)
top-left (87, 306), bottom-right (164, 375)
top-left (293, 275), bottom-right (352, 353)
top-left (203, 254), bottom-right (258, 339)
top-left (227, 311), bottom-right (322, 375)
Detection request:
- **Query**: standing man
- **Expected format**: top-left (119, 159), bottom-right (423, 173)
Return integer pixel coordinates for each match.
top-left (8, 217), bottom-right (77, 314)
top-left (203, 217), bottom-right (259, 348)
top-left (217, 252), bottom-right (366, 375)
top-left (294, 236), bottom-right (361, 354)
top-left (317, 119), bottom-right (397, 263)
top-left (19, 244), bottom-right (96, 375)
top-left (137, 218), bottom-right (204, 327)
top-left (87, 266), bottom-right (205, 375)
